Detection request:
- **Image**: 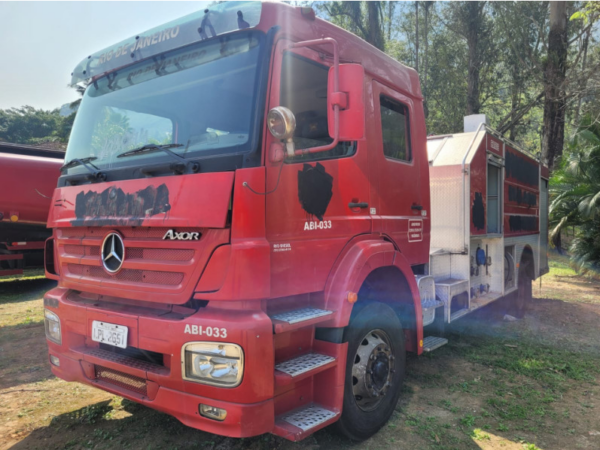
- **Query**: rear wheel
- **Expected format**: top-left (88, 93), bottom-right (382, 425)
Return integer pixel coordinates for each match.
top-left (514, 262), bottom-right (532, 319)
top-left (336, 303), bottom-right (406, 441)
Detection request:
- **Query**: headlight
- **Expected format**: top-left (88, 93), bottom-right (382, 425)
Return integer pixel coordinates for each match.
top-left (182, 342), bottom-right (243, 387)
top-left (44, 309), bottom-right (61, 344)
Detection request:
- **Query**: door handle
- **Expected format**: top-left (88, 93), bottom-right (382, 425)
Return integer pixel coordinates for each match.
top-left (348, 202), bottom-right (369, 209)
top-left (411, 204), bottom-right (423, 211)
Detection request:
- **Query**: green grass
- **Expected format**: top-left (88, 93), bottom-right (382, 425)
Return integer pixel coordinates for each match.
top-left (0, 268), bottom-right (46, 283)
top-left (548, 255), bottom-right (578, 278)
top-left (447, 332), bottom-right (599, 392)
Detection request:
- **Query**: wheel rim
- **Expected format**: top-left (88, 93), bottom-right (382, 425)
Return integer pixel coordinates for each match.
top-left (351, 329), bottom-right (394, 411)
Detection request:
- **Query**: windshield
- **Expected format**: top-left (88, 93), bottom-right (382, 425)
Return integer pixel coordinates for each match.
top-left (65, 31), bottom-right (263, 175)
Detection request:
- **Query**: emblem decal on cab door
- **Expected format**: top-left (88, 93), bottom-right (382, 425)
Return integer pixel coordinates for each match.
top-left (297, 163), bottom-right (333, 221)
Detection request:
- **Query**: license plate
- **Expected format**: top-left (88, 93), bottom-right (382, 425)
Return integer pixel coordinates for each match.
top-left (91, 321), bottom-right (128, 349)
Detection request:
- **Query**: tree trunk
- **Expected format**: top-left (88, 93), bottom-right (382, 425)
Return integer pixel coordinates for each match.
top-left (465, 2), bottom-right (482, 115)
top-left (542, 1), bottom-right (568, 171)
top-left (574, 27), bottom-right (590, 126)
top-left (509, 66), bottom-right (520, 141)
top-left (387, 2), bottom-right (394, 42)
top-left (423, 2), bottom-right (431, 118)
top-left (366, 2), bottom-right (385, 51)
top-left (415, 1), bottom-right (419, 72)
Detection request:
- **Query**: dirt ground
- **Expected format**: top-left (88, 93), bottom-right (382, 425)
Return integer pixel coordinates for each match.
top-left (2, 255), bottom-right (600, 450)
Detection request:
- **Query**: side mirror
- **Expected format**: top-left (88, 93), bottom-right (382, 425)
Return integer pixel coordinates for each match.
top-left (328, 64), bottom-right (365, 141)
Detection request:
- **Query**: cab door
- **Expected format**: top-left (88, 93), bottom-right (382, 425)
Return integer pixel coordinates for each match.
top-left (264, 40), bottom-right (371, 298)
top-left (369, 81), bottom-right (429, 265)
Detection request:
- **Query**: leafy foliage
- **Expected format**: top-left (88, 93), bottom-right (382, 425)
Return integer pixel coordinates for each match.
top-left (550, 116), bottom-right (600, 275)
top-left (0, 106), bottom-right (73, 147)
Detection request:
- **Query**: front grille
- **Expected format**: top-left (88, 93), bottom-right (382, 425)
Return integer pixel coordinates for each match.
top-left (95, 365), bottom-right (147, 396)
top-left (56, 226), bottom-right (217, 299)
top-left (63, 245), bottom-right (193, 262)
top-left (126, 248), bottom-right (194, 261)
top-left (64, 244), bottom-right (100, 257)
top-left (67, 264), bottom-right (184, 285)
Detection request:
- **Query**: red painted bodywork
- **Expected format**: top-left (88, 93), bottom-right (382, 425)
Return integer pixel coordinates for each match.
top-left (465, 131), bottom-right (545, 237)
top-left (0, 151), bottom-right (62, 226)
top-left (504, 145), bottom-right (540, 236)
top-left (1, 146), bottom-right (62, 275)
top-left (45, 2), bottom-right (428, 441)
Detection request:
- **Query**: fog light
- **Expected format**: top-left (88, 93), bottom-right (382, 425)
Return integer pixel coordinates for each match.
top-left (199, 404), bottom-right (227, 421)
top-left (50, 355), bottom-right (60, 367)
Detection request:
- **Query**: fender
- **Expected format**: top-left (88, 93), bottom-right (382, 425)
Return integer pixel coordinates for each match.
top-left (320, 237), bottom-right (423, 354)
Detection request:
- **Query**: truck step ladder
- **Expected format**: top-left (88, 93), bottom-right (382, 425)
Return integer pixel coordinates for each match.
top-left (273, 404), bottom-right (339, 441)
top-left (270, 307), bottom-right (333, 333)
top-left (274, 352), bottom-right (337, 387)
top-left (423, 336), bottom-right (448, 352)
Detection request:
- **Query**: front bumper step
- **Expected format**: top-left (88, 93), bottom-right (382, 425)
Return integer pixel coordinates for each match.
top-left (79, 346), bottom-right (169, 376)
top-left (281, 404), bottom-right (337, 431)
top-left (273, 403), bottom-right (339, 441)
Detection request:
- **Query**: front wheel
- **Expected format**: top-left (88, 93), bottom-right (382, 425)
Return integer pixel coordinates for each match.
top-left (336, 302), bottom-right (406, 441)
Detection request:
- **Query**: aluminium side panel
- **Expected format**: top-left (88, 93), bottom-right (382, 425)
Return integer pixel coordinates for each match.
top-left (429, 164), bottom-right (465, 253)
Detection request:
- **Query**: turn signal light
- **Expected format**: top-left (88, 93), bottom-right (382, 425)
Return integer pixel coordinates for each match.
top-left (347, 291), bottom-right (358, 304)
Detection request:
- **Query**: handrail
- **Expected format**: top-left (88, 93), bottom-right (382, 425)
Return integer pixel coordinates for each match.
top-left (460, 122), bottom-right (486, 253)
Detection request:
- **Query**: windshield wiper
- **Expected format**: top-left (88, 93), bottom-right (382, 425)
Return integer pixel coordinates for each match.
top-left (118, 143), bottom-right (184, 159)
top-left (60, 157), bottom-right (107, 182)
top-left (118, 143), bottom-right (199, 174)
top-left (60, 156), bottom-right (98, 170)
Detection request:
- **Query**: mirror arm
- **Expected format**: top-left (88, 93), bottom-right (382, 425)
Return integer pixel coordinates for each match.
top-left (289, 37), bottom-right (342, 157)
top-left (293, 106), bottom-right (340, 156)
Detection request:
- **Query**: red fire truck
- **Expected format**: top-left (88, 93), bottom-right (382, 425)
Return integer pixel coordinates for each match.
top-left (43, 2), bottom-right (549, 441)
top-left (0, 142), bottom-right (63, 276)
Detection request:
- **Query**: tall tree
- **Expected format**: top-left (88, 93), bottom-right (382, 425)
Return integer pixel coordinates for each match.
top-left (415, 2), bottom-right (419, 72)
top-left (444, 2), bottom-right (492, 115)
top-left (317, 1), bottom-right (385, 51)
top-left (542, 2), bottom-right (568, 170)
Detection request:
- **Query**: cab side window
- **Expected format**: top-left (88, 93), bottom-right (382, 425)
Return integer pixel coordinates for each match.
top-left (380, 96), bottom-right (411, 162)
top-left (280, 52), bottom-right (355, 162)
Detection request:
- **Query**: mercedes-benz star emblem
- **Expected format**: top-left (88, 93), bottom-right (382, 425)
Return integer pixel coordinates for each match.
top-left (101, 232), bottom-right (125, 273)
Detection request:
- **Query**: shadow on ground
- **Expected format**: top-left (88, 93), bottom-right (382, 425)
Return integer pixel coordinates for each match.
top-left (0, 278), bottom-right (56, 304)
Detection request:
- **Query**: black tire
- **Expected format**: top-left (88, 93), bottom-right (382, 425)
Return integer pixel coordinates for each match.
top-left (336, 302), bottom-right (406, 441)
top-left (514, 262), bottom-right (532, 319)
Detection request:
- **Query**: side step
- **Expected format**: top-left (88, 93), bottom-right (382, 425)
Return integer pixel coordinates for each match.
top-left (423, 336), bottom-right (448, 352)
top-left (450, 308), bottom-right (470, 322)
top-left (275, 353), bottom-right (336, 386)
top-left (273, 404), bottom-right (339, 441)
top-left (270, 308), bottom-right (333, 333)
